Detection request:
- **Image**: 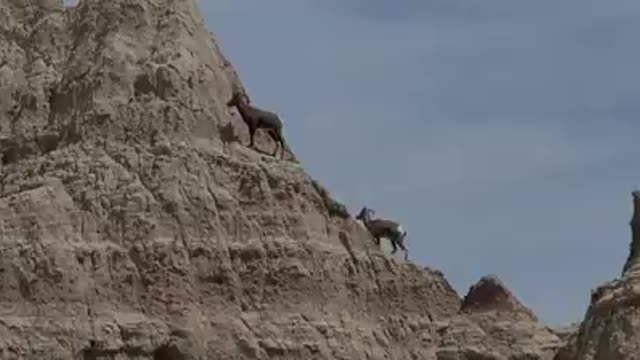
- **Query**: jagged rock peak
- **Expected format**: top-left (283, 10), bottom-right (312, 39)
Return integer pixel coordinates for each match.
top-left (461, 274), bottom-right (538, 321)
top-left (623, 191), bottom-right (640, 275)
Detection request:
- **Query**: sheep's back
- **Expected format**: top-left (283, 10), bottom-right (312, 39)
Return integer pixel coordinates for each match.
top-left (368, 219), bottom-right (401, 236)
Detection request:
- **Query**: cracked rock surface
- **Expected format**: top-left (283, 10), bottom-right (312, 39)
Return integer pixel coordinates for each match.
top-left (0, 1), bottom-right (567, 359)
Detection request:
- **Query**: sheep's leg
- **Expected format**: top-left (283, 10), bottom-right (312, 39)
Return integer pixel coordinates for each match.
top-left (269, 130), bottom-right (286, 160)
top-left (267, 130), bottom-right (280, 157)
top-left (276, 129), bottom-right (286, 160)
top-left (397, 231), bottom-right (408, 252)
top-left (396, 231), bottom-right (409, 261)
top-left (280, 139), bottom-right (286, 160)
top-left (390, 239), bottom-right (398, 254)
top-left (248, 127), bottom-right (256, 149)
top-left (390, 232), bottom-right (403, 255)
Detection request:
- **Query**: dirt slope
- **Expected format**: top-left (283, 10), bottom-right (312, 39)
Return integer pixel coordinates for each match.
top-left (0, 1), bottom-right (563, 359)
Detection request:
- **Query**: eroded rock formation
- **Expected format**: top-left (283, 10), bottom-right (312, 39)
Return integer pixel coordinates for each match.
top-left (0, 0), bottom-right (572, 359)
top-left (461, 275), bottom-right (538, 321)
top-left (554, 192), bottom-right (640, 360)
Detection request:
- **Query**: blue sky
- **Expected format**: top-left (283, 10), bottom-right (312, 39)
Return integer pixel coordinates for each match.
top-left (61, 0), bottom-right (640, 326)
top-left (202, 0), bottom-right (640, 326)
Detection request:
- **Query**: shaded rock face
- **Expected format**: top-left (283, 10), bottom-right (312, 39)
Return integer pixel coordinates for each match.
top-left (0, 0), bottom-right (567, 359)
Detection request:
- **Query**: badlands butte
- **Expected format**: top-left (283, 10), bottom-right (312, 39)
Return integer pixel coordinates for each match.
top-left (0, 0), bottom-right (638, 359)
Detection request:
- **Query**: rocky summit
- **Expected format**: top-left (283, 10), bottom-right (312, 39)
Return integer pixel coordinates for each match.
top-left (0, 0), bottom-right (637, 359)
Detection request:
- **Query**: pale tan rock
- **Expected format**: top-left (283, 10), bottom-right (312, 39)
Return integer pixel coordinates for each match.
top-left (461, 274), bottom-right (538, 321)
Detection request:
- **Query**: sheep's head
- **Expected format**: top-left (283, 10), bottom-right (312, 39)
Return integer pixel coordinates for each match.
top-left (226, 92), bottom-right (243, 107)
top-left (356, 207), bottom-right (375, 222)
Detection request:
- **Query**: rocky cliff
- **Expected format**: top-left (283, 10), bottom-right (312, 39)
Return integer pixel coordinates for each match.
top-left (554, 192), bottom-right (640, 360)
top-left (0, 1), bottom-right (567, 359)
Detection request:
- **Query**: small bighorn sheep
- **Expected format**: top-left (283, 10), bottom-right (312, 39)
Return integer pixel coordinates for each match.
top-left (356, 206), bottom-right (409, 261)
top-left (226, 91), bottom-right (286, 159)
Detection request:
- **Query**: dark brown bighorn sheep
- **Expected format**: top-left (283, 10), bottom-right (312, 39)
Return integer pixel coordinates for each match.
top-left (226, 91), bottom-right (286, 159)
top-left (356, 206), bottom-right (409, 261)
